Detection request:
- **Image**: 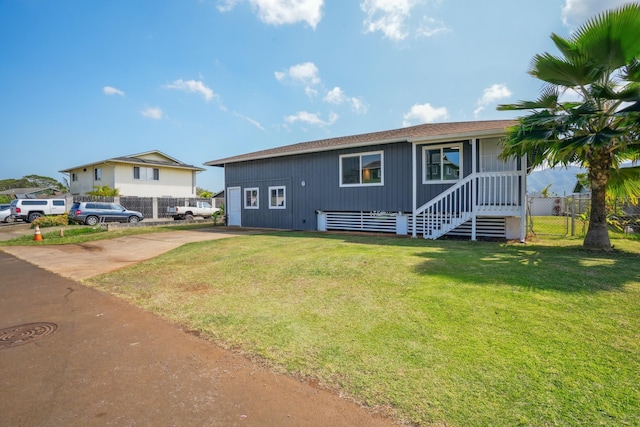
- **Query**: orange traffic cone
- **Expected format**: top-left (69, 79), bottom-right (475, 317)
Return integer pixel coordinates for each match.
top-left (34, 225), bottom-right (43, 241)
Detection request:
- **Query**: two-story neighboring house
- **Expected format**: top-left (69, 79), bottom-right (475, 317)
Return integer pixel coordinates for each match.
top-left (60, 151), bottom-right (205, 197)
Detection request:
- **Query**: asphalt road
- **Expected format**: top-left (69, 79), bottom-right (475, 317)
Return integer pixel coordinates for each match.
top-left (0, 228), bottom-right (397, 426)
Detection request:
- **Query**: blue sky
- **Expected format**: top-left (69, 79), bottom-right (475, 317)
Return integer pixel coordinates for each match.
top-left (0, 0), bottom-right (631, 193)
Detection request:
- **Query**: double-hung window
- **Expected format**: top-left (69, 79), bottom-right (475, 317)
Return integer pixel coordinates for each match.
top-left (94, 168), bottom-right (102, 181)
top-left (269, 186), bottom-right (286, 209)
top-left (244, 188), bottom-right (259, 209)
top-left (340, 151), bottom-right (384, 187)
top-left (423, 144), bottom-right (462, 183)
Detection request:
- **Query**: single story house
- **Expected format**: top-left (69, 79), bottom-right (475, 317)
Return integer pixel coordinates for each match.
top-left (60, 151), bottom-right (205, 198)
top-left (205, 120), bottom-right (527, 241)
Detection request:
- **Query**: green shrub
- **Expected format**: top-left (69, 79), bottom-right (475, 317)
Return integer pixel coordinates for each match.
top-left (31, 213), bottom-right (70, 228)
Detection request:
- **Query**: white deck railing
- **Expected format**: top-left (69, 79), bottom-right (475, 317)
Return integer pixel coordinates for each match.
top-left (415, 171), bottom-right (522, 239)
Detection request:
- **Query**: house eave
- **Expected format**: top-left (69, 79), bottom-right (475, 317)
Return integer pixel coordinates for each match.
top-left (407, 128), bottom-right (507, 144)
top-left (205, 120), bottom-right (515, 168)
top-left (204, 137), bottom-right (409, 167)
top-left (60, 159), bottom-right (205, 173)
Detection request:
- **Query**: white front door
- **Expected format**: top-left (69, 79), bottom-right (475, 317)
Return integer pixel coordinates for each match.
top-left (227, 186), bottom-right (241, 226)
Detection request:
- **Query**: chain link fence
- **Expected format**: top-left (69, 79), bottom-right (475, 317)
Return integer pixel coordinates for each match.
top-left (527, 193), bottom-right (638, 237)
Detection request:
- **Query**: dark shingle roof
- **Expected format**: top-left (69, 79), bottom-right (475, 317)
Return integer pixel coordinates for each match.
top-left (205, 119), bottom-right (517, 167)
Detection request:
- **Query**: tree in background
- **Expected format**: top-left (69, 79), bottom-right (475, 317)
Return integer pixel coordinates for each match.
top-left (86, 185), bottom-right (120, 196)
top-left (196, 187), bottom-right (213, 199)
top-left (498, 3), bottom-right (640, 250)
top-left (0, 175), bottom-right (67, 192)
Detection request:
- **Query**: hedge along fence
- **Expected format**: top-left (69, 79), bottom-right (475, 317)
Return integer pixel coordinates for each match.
top-left (72, 196), bottom-right (216, 220)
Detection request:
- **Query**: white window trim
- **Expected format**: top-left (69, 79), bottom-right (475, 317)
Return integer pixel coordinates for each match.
top-left (244, 187), bottom-right (259, 209)
top-left (268, 186), bottom-right (286, 209)
top-left (339, 150), bottom-right (384, 187)
top-left (422, 143), bottom-right (463, 184)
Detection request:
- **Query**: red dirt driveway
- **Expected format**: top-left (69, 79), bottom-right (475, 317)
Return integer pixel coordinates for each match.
top-left (0, 231), bottom-right (398, 426)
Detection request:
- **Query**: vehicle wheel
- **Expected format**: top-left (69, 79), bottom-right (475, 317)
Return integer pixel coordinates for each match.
top-left (85, 216), bottom-right (99, 226)
top-left (128, 216), bottom-right (140, 224)
top-left (185, 214), bottom-right (194, 221)
top-left (28, 212), bottom-right (41, 222)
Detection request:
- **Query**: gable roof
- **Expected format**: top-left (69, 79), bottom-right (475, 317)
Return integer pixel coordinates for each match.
top-left (60, 150), bottom-right (205, 173)
top-left (0, 187), bottom-right (63, 198)
top-left (205, 120), bottom-right (517, 167)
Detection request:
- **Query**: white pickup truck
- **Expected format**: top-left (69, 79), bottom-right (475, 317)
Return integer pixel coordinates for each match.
top-left (167, 201), bottom-right (220, 220)
top-left (10, 198), bottom-right (67, 222)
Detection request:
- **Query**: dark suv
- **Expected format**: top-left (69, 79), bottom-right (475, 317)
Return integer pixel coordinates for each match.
top-left (68, 202), bottom-right (144, 226)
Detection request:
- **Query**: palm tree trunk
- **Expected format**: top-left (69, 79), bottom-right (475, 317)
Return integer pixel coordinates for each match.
top-left (583, 154), bottom-right (612, 250)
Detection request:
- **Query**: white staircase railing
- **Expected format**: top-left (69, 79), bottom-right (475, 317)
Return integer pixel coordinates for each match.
top-left (414, 172), bottom-right (521, 239)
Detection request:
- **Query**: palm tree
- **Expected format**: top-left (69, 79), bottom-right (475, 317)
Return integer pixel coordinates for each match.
top-left (498, 3), bottom-right (640, 250)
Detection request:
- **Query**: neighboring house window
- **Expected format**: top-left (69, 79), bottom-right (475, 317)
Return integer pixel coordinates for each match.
top-left (269, 186), bottom-right (286, 209)
top-left (339, 151), bottom-right (384, 187)
top-left (423, 144), bottom-right (462, 183)
top-left (133, 166), bottom-right (160, 181)
top-left (71, 173), bottom-right (78, 182)
top-left (94, 168), bottom-right (102, 181)
top-left (244, 188), bottom-right (259, 209)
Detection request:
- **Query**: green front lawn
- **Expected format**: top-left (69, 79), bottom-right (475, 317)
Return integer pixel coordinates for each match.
top-left (84, 231), bottom-right (640, 426)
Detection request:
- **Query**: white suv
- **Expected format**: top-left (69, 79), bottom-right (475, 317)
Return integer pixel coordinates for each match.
top-left (10, 199), bottom-right (67, 222)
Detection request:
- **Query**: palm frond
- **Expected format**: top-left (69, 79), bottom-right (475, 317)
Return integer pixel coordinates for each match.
top-left (498, 87), bottom-right (560, 111)
top-left (607, 166), bottom-right (640, 203)
top-left (571, 3), bottom-right (640, 69)
top-left (530, 52), bottom-right (604, 86)
top-left (623, 59), bottom-right (640, 82)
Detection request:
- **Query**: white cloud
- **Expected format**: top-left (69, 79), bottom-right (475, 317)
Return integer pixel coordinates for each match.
top-left (402, 103), bottom-right (448, 126)
top-left (234, 111), bottom-right (265, 130)
top-left (217, 0), bottom-right (241, 12)
top-left (218, 0), bottom-right (324, 28)
top-left (141, 107), bottom-right (164, 120)
top-left (164, 79), bottom-right (215, 101)
top-left (284, 110), bottom-right (338, 126)
top-left (474, 84), bottom-right (512, 117)
top-left (561, 0), bottom-right (629, 27)
top-left (276, 62), bottom-right (321, 85)
top-left (416, 15), bottom-right (449, 38)
top-left (349, 97), bottom-right (368, 114)
top-left (323, 87), bottom-right (368, 114)
top-left (103, 86), bottom-right (124, 96)
top-left (361, 0), bottom-right (447, 41)
top-left (276, 62), bottom-right (322, 98)
top-left (324, 86), bottom-right (346, 104)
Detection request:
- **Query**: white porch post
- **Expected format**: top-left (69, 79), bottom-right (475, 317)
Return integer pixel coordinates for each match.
top-left (412, 142), bottom-right (417, 238)
top-left (520, 153), bottom-right (527, 243)
top-left (471, 138), bottom-right (477, 241)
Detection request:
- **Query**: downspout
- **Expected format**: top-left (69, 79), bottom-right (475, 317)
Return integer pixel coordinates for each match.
top-left (412, 142), bottom-right (417, 238)
top-left (520, 153), bottom-right (527, 243)
top-left (471, 138), bottom-right (477, 241)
